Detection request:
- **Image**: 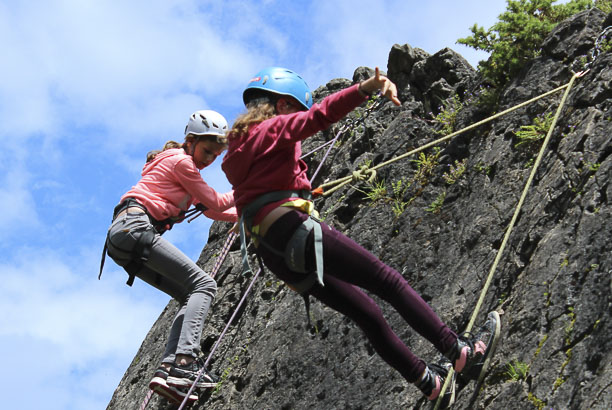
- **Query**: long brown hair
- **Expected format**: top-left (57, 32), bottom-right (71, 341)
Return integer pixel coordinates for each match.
top-left (146, 140), bottom-right (182, 163)
top-left (229, 102), bottom-right (276, 139)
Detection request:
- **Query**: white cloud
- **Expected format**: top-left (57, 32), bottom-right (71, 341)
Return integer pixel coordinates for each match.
top-left (0, 151), bottom-right (41, 244)
top-left (0, 246), bottom-right (166, 409)
top-left (0, 1), bottom-right (258, 143)
top-left (0, 247), bottom-right (164, 355)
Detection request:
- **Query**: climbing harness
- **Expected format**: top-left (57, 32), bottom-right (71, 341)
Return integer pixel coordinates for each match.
top-left (99, 199), bottom-right (156, 286)
top-left (236, 189), bottom-right (325, 329)
top-left (99, 199), bottom-right (207, 286)
top-left (238, 190), bottom-right (324, 291)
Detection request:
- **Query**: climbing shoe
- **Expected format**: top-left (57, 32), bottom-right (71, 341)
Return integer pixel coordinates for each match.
top-left (149, 367), bottom-right (198, 404)
top-left (446, 311), bottom-right (501, 384)
top-left (415, 362), bottom-right (455, 408)
top-left (149, 366), bottom-right (169, 388)
top-left (167, 358), bottom-right (219, 389)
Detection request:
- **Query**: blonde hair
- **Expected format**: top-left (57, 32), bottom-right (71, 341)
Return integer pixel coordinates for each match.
top-left (229, 102), bottom-right (276, 139)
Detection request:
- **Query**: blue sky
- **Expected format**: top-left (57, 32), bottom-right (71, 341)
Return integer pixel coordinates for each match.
top-left (0, 1), bottom-right (517, 409)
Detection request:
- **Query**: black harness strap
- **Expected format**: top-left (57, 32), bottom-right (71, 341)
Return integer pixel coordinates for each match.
top-left (99, 198), bottom-right (159, 286)
top-left (99, 242), bottom-right (109, 281)
top-left (122, 226), bottom-right (156, 286)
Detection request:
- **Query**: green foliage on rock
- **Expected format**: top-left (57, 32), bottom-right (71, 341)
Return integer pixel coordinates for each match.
top-left (595, 0), bottom-right (612, 13)
top-left (457, 0), bottom-right (593, 89)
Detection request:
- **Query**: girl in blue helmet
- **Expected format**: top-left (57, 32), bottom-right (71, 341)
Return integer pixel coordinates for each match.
top-left (222, 67), bottom-right (500, 404)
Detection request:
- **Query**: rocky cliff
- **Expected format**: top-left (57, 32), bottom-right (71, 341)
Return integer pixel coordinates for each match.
top-left (108, 9), bottom-right (611, 410)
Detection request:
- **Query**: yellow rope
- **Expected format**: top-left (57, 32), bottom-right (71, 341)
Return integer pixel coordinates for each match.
top-left (433, 71), bottom-right (581, 410)
top-left (317, 81), bottom-right (572, 197)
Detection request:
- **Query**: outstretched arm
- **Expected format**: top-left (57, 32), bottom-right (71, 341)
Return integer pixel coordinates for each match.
top-left (267, 67), bottom-right (400, 147)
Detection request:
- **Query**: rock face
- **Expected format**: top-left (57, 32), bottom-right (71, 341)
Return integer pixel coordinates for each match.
top-left (108, 9), bottom-right (611, 410)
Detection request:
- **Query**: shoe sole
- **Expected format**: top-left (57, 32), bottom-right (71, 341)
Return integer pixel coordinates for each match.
top-left (475, 311), bottom-right (501, 386)
top-left (167, 375), bottom-right (218, 389)
top-left (149, 378), bottom-right (198, 404)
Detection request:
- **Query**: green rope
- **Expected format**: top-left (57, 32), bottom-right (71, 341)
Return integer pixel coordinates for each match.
top-left (433, 71), bottom-right (581, 410)
top-left (317, 81), bottom-right (571, 197)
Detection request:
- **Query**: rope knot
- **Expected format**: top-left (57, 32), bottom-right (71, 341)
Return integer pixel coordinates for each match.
top-left (352, 165), bottom-right (377, 184)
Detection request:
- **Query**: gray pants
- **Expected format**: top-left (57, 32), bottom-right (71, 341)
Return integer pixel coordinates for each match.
top-left (106, 211), bottom-right (217, 364)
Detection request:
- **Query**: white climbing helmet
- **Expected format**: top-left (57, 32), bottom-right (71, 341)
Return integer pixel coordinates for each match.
top-left (184, 110), bottom-right (228, 137)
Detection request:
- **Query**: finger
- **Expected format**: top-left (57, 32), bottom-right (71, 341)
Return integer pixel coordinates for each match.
top-left (381, 79), bottom-right (390, 96)
top-left (383, 82), bottom-right (400, 105)
top-left (391, 92), bottom-right (401, 106)
top-left (375, 67), bottom-right (381, 82)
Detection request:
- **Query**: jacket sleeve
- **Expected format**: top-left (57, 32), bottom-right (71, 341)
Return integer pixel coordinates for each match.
top-left (203, 207), bottom-right (238, 222)
top-left (173, 158), bottom-right (236, 213)
top-left (270, 84), bottom-right (366, 147)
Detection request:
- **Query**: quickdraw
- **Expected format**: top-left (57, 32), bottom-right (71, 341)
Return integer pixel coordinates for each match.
top-left (571, 25), bottom-right (612, 74)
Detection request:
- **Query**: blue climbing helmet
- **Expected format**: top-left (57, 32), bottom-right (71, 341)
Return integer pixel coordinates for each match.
top-left (243, 67), bottom-right (312, 110)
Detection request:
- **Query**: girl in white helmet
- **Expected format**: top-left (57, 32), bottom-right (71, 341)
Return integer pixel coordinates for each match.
top-left (103, 110), bottom-right (236, 404)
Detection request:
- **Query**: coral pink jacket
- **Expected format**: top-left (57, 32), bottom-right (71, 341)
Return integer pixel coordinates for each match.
top-left (122, 148), bottom-right (236, 222)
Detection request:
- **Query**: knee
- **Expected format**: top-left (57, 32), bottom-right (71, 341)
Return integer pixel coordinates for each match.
top-left (193, 272), bottom-right (217, 296)
top-left (376, 265), bottom-right (408, 295)
top-left (348, 298), bottom-right (387, 333)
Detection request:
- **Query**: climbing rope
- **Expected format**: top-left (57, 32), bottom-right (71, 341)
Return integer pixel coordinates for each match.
top-left (143, 51), bottom-right (590, 407)
top-left (434, 71), bottom-right (584, 409)
top-left (177, 266), bottom-right (264, 410)
top-left (315, 81), bottom-right (574, 198)
top-left (301, 93), bottom-right (383, 162)
top-left (174, 73), bottom-right (579, 409)
top-left (308, 94), bottom-right (384, 183)
top-left (138, 389), bottom-right (154, 410)
top-left (209, 232), bottom-right (238, 278)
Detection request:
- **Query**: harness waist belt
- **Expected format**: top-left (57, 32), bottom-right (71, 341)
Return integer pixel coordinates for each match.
top-left (239, 190), bottom-right (324, 293)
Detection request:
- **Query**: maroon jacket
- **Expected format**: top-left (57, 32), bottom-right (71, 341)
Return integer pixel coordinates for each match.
top-left (222, 84), bottom-right (366, 221)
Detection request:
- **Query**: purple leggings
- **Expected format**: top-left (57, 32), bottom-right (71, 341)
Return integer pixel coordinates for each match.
top-left (257, 210), bottom-right (458, 383)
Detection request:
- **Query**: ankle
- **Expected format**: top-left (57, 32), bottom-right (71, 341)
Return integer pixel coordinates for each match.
top-left (415, 366), bottom-right (438, 399)
top-left (446, 337), bottom-right (470, 372)
top-left (176, 354), bottom-right (195, 367)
